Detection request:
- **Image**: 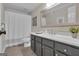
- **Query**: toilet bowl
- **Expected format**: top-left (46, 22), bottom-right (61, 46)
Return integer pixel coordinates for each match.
top-left (23, 37), bottom-right (31, 47)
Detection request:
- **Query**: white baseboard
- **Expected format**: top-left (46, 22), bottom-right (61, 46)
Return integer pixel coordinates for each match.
top-left (6, 42), bottom-right (24, 47)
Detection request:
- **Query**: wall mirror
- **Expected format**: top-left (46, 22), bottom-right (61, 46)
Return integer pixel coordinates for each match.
top-left (41, 3), bottom-right (79, 27)
top-left (57, 17), bottom-right (64, 24)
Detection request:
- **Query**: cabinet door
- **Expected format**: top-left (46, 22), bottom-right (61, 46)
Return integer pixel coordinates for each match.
top-left (35, 41), bottom-right (41, 56)
top-left (55, 51), bottom-right (66, 56)
top-left (42, 39), bottom-right (54, 48)
top-left (31, 39), bottom-right (35, 52)
top-left (36, 36), bottom-right (41, 42)
top-left (42, 45), bottom-right (53, 56)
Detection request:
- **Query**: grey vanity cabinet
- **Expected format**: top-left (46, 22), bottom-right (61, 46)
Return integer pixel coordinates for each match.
top-left (31, 35), bottom-right (79, 56)
top-left (42, 45), bottom-right (53, 56)
top-left (35, 41), bottom-right (41, 56)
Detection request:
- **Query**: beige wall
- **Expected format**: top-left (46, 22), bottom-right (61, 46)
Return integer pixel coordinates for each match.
top-left (0, 3), bottom-right (6, 53)
top-left (0, 3), bottom-right (4, 26)
top-left (76, 4), bottom-right (79, 23)
top-left (1, 4), bottom-right (5, 24)
top-left (31, 4), bottom-right (46, 32)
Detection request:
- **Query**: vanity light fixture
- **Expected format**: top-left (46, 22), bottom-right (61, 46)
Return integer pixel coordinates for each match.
top-left (45, 3), bottom-right (60, 9)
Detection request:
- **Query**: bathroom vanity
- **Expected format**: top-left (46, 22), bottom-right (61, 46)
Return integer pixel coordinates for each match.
top-left (31, 33), bottom-right (79, 56)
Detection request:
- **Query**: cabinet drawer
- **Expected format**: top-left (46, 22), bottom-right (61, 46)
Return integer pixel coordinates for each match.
top-left (36, 37), bottom-right (41, 42)
top-left (55, 42), bottom-right (79, 56)
top-left (42, 45), bottom-right (53, 56)
top-left (55, 42), bottom-right (69, 53)
top-left (43, 39), bottom-right (53, 48)
top-left (35, 42), bottom-right (41, 56)
top-left (55, 51), bottom-right (66, 56)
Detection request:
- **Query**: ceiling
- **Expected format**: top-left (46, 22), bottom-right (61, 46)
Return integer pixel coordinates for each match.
top-left (4, 3), bottom-right (44, 14)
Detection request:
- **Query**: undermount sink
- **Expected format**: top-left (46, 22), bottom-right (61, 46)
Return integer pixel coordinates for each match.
top-left (36, 32), bottom-right (43, 34)
top-left (35, 32), bottom-right (44, 34)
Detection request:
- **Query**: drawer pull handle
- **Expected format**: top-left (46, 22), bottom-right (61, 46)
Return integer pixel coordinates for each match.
top-left (64, 49), bottom-right (67, 52)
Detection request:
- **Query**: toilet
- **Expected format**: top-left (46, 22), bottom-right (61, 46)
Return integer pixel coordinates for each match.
top-left (23, 37), bottom-right (31, 47)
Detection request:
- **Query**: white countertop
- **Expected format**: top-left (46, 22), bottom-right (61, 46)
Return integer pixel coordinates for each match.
top-left (31, 33), bottom-right (79, 47)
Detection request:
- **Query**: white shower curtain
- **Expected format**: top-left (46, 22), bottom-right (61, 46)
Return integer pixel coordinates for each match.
top-left (5, 11), bottom-right (31, 45)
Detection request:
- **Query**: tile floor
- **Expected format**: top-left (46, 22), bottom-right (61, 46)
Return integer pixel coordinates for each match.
top-left (5, 44), bottom-right (36, 56)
